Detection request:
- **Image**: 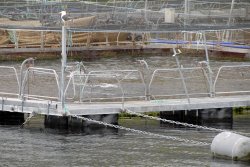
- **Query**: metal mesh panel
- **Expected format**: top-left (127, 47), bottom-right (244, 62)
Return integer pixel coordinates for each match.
top-left (0, 0), bottom-right (249, 31)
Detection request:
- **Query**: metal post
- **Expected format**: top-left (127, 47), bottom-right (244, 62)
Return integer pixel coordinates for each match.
top-left (144, 0), bottom-right (148, 23)
top-left (40, 31), bottom-right (44, 49)
top-left (113, 0), bottom-right (116, 17)
top-left (184, 0), bottom-right (189, 27)
top-left (61, 26), bottom-right (67, 112)
top-left (202, 31), bottom-right (214, 97)
top-left (173, 48), bottom-right (190, 103)
top-left (137, 60), bottom-right (150, 100)
top-left (202, 31), bottom-right (210, 64)
top-left (228, 0), bottom-right (235, 26)
top-left (13, 30), bottom-right (18, 49)
top-left (19, 58), bottom-right (35, 99)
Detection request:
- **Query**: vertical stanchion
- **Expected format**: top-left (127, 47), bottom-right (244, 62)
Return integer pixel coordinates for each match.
top-left (173, 48), bottom-right (190, 103)
top-left (144, 0), bottom-right (148, 23)
top-left (61, 26), bottom-right (67, 112)
top-left (202, 31), bottom-right (214, 97)
top-left (137, 60), bottom-right (150, 100)
top-left (19, 58), bottom-right (35, 99)
top-left (203, 31), bottom-right (210, 64)
top-left (228, 0), bottom-right (235, 26)
top-left (184, 0), bottom-right (189, 27)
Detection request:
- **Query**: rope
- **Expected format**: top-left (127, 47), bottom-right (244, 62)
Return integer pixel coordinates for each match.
top-left (73, 115), bottom-right (210, 146)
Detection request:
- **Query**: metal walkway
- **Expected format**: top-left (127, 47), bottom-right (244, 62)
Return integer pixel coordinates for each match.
top-left (1, 94), bottom-right (250, 116)
top-left (63, 95), bottom-right (250, 115)
top-left (0, 55), bottom-right (250, 117)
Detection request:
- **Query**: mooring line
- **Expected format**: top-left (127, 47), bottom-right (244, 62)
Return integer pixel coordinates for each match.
top-left (125, 109), bottom-right (224, 132)
top-left (20, 112), bottom-right (35, 128)
top-left (124, 108), bottom-right (250, 136)
top-left (73, 115), bottom-right (210, 146)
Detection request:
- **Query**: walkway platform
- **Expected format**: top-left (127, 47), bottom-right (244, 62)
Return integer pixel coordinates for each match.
top-left (1, 95), bottom-right (250, 116)
top-left (57, 95), bottom-right (250, 115)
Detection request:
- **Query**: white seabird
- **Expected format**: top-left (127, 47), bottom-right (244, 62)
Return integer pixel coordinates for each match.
top-left (59, 11), bottom-right (72, 23)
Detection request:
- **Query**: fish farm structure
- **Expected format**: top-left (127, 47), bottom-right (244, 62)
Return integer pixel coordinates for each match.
top-left (0, 0), bottom-right (249, 57)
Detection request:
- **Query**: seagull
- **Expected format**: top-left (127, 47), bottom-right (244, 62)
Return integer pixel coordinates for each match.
top-left (59, 11), bottom-right (72, 24)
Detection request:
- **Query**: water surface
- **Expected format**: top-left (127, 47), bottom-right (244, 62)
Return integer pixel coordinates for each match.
top-left (0, 115), bottom-right (250, 167)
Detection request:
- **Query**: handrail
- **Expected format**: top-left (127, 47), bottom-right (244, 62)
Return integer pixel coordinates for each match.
top-left (64, 69), bottom-right (146, 103)
top-left (87, 70), bottom-right (146, 87)
top-left (1, 62), bottom-right (250, 104)
top-left (213, 64), bottom-right (250, 96)
top-left (65, 73), bottom-right (125, 108)
top-left (20, 67), bottom-right (60, 100)
top-left (149, 67), bottom-right (206, 87)
top-left (149, 67), bottom-right (210, 100)
top-left (19, 58), bottom-right (35, 98)
top-left (84, 70), bottom-right (146, 101)
top-left (0, 66), bottom-right (19, 98)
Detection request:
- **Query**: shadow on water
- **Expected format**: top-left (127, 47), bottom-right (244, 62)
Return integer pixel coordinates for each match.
top-left (38, 124), bottom-right (119, 137)
top-left (160, 122), bottom-right (233, 131)
top-left (159, 108), bottom-right (234, 130)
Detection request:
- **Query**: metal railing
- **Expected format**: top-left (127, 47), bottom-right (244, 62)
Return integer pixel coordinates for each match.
top-left (0, 66), bottom-right (20, 98)
top-left (0, 59), bottom-right (250, 107)
top-left (148, 67), bottom-right (211, 101)
top-left (213, 64), bottom-right (250, 96)
top-left (65, 73), bottom-right (125, 105)
top-left (20, 67), bottom-right (60, 101)
top-left (64, 69), bottom-right (146, 103)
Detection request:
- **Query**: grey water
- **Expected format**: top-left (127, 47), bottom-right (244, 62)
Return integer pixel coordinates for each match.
top-left (0, 54), bottom-right (250, 166)
top-left (0, 116), bottom-right (250, 167)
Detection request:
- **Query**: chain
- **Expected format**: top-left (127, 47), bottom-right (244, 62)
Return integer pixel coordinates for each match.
top-left (20, 112), bottom-right (35, 128)
top-left (124, 109), bottom-right (250, 136)
top-left (73, 115), bottom-right (210, 146)
top-left (125, 109), bottom-right (224, 132)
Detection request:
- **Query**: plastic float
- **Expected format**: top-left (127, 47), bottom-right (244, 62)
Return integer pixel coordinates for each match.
top-left (211, 132), bottom-right (250, 161)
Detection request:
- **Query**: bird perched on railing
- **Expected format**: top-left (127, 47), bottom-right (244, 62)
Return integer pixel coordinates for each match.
top-left (59, 11), bottom-right (72, 25)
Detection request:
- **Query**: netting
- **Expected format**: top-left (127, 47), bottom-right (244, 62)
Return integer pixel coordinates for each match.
top-left (0, 1), bottom-right (250, 50)
top-left (0, 0), bottom-right (249, 31)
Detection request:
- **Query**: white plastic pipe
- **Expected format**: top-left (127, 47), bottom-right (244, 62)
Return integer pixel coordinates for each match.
top-left (211, 132), bottom-right (250, 161)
